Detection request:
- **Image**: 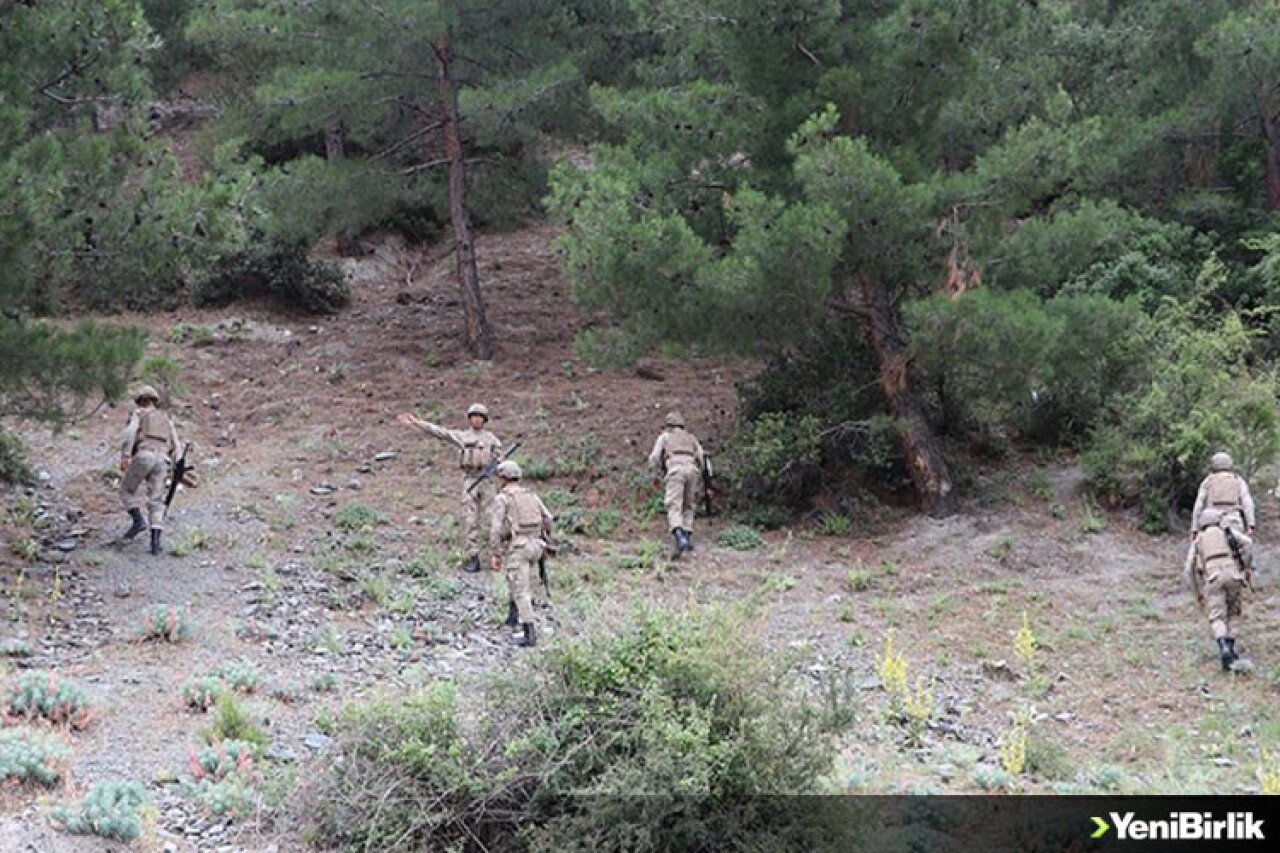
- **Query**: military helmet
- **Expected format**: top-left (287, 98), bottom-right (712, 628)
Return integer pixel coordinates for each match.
top-left (497, 460), bottom-right (521, 480)
top-left (1199, 508), bottom-right (1224, 530)
top-left (665, 411), bottom-right (685, 428)
top-left (1210, 452), bottom-right (1233, 472)
top-left (134, 385), bottom-right (160, 404)
top-left (467, 403), bottom-right (489, 420)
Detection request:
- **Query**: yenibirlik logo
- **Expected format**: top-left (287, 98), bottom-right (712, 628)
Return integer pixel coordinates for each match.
top-left (1091, 812), bottom-right (1265, 841)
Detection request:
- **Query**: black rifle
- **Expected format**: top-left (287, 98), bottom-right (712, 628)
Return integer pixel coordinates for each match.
top-left (164, 443), bottom-right (193, 509)
top-left (467, 441), bottom-right (523, 494)
top-left (1224, 526), bottom-right (1254, 591)
top-left (701, 455), bottom-right (716, 517)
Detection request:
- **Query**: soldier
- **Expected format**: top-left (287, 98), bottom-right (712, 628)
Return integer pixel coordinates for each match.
top-left (647, 411), bottom-right (705, 559)
top-left (119, 385), bottom-right (181, 555)
top-left (1191, 452), bottom-right (1256, 537)
top-left (490, 461), bottom-right (553, 648)
top-left (398, 404), bottom-right (502, 572)
top-left (1184, 508), bottom-right (1252, 670)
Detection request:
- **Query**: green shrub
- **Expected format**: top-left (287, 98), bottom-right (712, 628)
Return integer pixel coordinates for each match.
top-left (194, 242), bottom-right (350, 315)
top-left (182, 676), bottom-right (227, 712)
top-left (332, 503), bottom-right (389, 532)
top-left (817, 512), bottom-right (852, 536)
top-left (724, 412), bottom-right (823, 508)
top-left (203, 694), bottom-right (269, 753)
top-left (716, 525), bottom-right (764, 550)
top-left (0, 728), bottom-right (70, 787)
top-left (585, 508), bottom-right (622, 538)
top-left (135, 604), bottom-right (194, 642)
top-left (308, 605), bottom-right (856, 852)
top-left (180, 778), bottom-right (255, 817)
top-left (209, 661), bottom-right (263, 694)
top-left (190, 739), bottom-right (256, 781)
top-left (0, 430), bottom-right (35, 485)
top-left (50, 780), bottom-right (148, 841)
top-left (6, 671), bottom-right (92, 729)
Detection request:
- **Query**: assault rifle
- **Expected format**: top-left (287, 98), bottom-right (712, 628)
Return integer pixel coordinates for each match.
top-left (467, 441), bottom-right (523, 494)
top-left (164, 443), bottom-right (196, 509)
top-left (1224, 526), bottom-right (1254, 591)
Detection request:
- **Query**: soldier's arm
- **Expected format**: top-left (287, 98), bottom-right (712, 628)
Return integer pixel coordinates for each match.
top-left (1182, 544), bottom-right (1199, 596)
top-left (646, 434), bottom-right (666, 476)
top-left (415, 421), bottom-right (466, 450)
top-left (168, 417), bottom-right (183, 461)
top-left (693, 436), bottom-right (706, 469)
top-left (489, 496), bottom-right (507, 555)
top-left (120, 412), bottom-right (140, 467)
top-left (539, 498), bottom-right (554, 536)
top-left (1240, 477), bottom-right (1256, 530)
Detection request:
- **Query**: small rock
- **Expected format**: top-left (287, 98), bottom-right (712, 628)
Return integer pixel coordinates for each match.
top-left (374, 451), bottom-right (398, 462)
top-left (305, 731), bottom-right (335, 751)
top-left (936, 763), bottom-right (956, 781)
top-left (164, 843), bottom-right (178, 853)
top-left (346, 479), bottom-right (362, 490)
top-left (53, 538), bottom-right (78, 552)
top-left (982, 660), bottom-right (1018, 682)
top-left (37, 471), bottom-right (51, 483)
top-left (1053, 712), bottom-right (1075, 723)
top-left (310, 484), bottom-right (335, 495)
top-left (1212, 757), bottom-right (1236, 767)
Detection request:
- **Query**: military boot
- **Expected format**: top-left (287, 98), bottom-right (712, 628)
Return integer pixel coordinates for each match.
top-left (1218, 637), bottom-right (1237, 671)
top-left (683, 530), bottom-right (695, 554)
top-left (670, 531), bottom-right (683, 560)
top-left (122, 508), bottom-right (146, 541)
top-left (505, 601), bottom-right (519, 627)
top-left (1226, 637), bottom-right (1239, 668)
top-left (518, 622), bottom-right (538, 648)
top-left (149, 529), bottom-right (162, 556)
top-left (462, 554), bottom-right (481, 573)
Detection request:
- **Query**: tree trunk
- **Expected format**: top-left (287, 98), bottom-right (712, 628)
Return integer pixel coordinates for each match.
top-left (1259, 77), bottom-right (1280, 211)
top-left (324, 117), bottom-right (359, 257)
top-left (436, 1), bottom-right (493, 359)
top-left (856, 275), bottom-right (957, 518)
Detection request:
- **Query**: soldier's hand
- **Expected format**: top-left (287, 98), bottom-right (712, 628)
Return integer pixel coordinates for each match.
top-left (491, 555), bottom-right (501, 571)
top-left (119, 456), bottom-right (129, 473)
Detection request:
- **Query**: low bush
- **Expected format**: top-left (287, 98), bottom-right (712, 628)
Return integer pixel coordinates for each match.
top-left (135, 604), bottom-right (194, 642)
top-left (194, 242), bottom-right (349, 315)
top-left (6, 671), bottom-right (92, 729)
top-left (0, 728), bottom-right (70, 787)
top-left (50, 780), bottom-right (149, 841)
top-left (308, 605), bottom-right (856, 852)
top-left (0, 430), bottom-right (35, 485)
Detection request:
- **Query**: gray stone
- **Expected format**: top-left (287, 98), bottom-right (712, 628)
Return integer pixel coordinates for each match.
top-left (52, 538), bottom-right (78, 552)
top-left (374, 451), bottom-right (398, 462)
top-left (305, 731), bottom-right (335, 751)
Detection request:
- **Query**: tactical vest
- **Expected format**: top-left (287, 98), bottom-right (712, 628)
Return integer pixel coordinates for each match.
top-left (508, 488), bottom-right (545, 536)
top-left (664, 429), bottom-right (698, 466)
top-left (1205, 472), bottom-right (1242, 511)
top-left (1198, 527), bottom-right (1237, 574)
top-left (460, 430), bottom-right (498, 471)
top-left (133, 409), bottom-right (172, 455)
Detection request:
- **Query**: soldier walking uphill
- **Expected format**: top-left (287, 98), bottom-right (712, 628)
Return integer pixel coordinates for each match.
top-left (647, 411), bottom-right (706, 559)
top-left (398, 404), bottom-right (502, 572)
top-left (119, 385), bottom-right (181, 555)
top-left (1191, 451), bottom-right (1256, 571)
top-left (490, 461), bottom-right (553, 648)
top-left (1184, 508), bottom-right (1253, 671)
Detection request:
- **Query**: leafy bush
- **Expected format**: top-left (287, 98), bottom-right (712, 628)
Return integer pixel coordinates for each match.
top-left (182, 676), bottom-right (226, 712)
top-left (210, 661), bottom-right (263, 694)
top-left (190, 739), bottom-right (256, 782)
top-left (724, 412), bottom-right (823, 507)
top-left (585, 508), bottom-right (622, 538)
top-left (50, 780), bottom-right (149, 841)
top-left (194, 243), bottom-right (349, 315)
top-left (203, 694), bottom-right (269, 753)
top-left (332, 503), bottom-right (389, 532)
top-left (715, 525), bottom-right (765, 550)
top-left (308, 605), bottom-right (856, 852)
top-left (0, 430), bottom-right (35, 485)
top-left (181, 778), bottom-right (255, 817)
top-left (6, 671), bottom-right (92, 729)
top-left (0, 728), bottom-right (70, 787)
top-left (135, 604), bottom-right (194, 642)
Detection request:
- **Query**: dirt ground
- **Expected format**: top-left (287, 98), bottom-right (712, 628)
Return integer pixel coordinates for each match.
top-left (2, 227), bottom-right (1278, 851)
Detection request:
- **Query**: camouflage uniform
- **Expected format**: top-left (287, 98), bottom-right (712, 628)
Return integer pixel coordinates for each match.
top-left (409, 404), bottom-right (501, 571)
top-left (119, 385), bottom-right (181, 554)
top-left (1191, 452), bottom-right (1256, 536)
top-left (491, 461), bottom-right (552, 647)
top-left (647, 412), bottom-right (705, 558)
top-left (1185, 508), bottom-right (1252, 670)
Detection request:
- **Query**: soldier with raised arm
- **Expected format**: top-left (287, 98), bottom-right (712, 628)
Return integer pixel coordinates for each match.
top-left (398, 403), bottom-right (502, 572)
top-left (119, 385), bottom-right (181, 555)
